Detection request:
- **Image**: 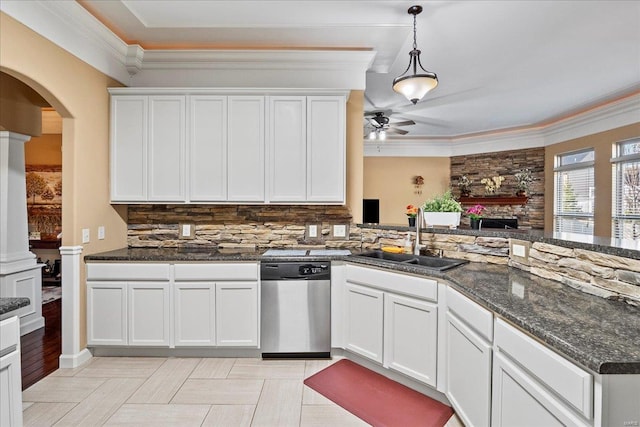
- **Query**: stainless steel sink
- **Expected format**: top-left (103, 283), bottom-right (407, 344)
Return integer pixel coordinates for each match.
top-left (357, 250), bottom-right (468, 271)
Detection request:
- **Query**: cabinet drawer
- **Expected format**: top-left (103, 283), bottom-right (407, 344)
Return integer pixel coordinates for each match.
top-left (87, 263), bottom-right (171, 281)
top-left (494, 318), bottom-right (593, 419)
top-left (446, 286), bottom-right (493, 341)
top-left (0, 317), bottom-right (19, 354)
top-left (345, 264), bottom-right (437, 302)
top-left (174, 263), bottom-right (258, 281)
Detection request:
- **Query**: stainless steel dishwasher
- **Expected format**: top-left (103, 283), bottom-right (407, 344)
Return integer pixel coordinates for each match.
top-left (260, 262), bottom-right (331, 358)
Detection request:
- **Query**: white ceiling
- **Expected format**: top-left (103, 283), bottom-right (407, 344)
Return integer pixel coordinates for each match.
top-left (66, 1), bottom-right (640, 138)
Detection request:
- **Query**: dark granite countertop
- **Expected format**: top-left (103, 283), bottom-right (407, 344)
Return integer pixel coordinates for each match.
top-left (85, 247), bottom-right (640, 374)
top-left (0, 297), bottom-right (30, 316)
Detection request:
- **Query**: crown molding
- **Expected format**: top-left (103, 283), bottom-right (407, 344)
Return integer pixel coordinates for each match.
top-left (1, 0), bottom-right (131, 84)
top-left (365, 92), bottom-right (640, 157)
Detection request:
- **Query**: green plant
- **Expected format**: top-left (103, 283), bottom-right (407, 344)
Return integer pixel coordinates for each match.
top-left (422, 190), bottom-right (463, 212)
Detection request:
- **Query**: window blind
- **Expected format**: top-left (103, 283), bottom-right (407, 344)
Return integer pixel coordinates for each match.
top-left (554, 149), bottom-right (595, 235)
top-left (612, 138), bottom-right (640, 239)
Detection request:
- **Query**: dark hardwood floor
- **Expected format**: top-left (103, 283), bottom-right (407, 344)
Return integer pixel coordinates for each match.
top-left (21, 298), bottom-right (61, 390)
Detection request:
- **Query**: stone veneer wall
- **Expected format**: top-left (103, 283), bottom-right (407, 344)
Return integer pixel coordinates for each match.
top-left (450, 147), bottom-right (545, 229)
top-left (127, 204), bottom-right (360, 249)
top-left (360, 226), bottom-right (639, 306)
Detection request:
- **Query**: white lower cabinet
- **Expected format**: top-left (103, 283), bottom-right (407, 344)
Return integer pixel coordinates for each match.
top-left (87, 281), bottom-right (128, 346)
top-left (128, 282), bottom-right (171, 346)
top-left (343, 265), bottom-right (439, 386)
top-left (492, 318), bottom-right (592, 427)
top-left (384, 293), bottom-right (438, 387)
top-left (445, 287), bottom-right (493, 427)
top-left (344, 282), bottom-right (384, 363)
top-left (215, 282), bottom-right (258, 347)
top-left (174, 283), bottom-right (216, 346)
top-left (0, 316), bottom-right (23, 427)
top-left (87, 262), bottom-right (259, 349)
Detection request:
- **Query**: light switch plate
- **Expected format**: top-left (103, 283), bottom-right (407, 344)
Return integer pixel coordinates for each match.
top-left (509, 239), bottom-right (530, 262)
top-left (98, 226), bottom-right (105, 240)
top-left (179, 223), bottom-right (195, 239)
top-left (307, 224), bottom-right (322, 240)
top-left (331, 224), bottom-right (348, 239)
top-left (82, 228), bottom-right (90, 244)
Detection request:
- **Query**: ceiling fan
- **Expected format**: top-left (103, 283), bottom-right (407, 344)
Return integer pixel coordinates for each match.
top-left (364, 111), bottom-right (415, 138)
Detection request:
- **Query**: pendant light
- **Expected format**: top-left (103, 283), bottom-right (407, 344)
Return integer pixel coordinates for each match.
top-left (392, 5), bottom-right (438, 104)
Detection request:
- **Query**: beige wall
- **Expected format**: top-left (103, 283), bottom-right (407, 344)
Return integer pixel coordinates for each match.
top-left (25, 133), bottom-right (62, 165)
top-left (1, 12), bottom-right (127, 348)
top-left (346, 90), bottom-right (364, 222)
top-left (364, 157), bottom-right (450, 224)
top-left (0, 72), bottom-right (45, 135)
top-left (544, 122), bottom-right (640, 235)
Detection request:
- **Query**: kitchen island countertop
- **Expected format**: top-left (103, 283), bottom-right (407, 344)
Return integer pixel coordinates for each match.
top-left (0, 297), bottom-right (30, 316)
top-left (85, 247), bottom-right (640, 375)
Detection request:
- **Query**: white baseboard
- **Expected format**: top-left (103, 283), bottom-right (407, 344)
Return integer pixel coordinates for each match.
top-left (59, 348), bottom-right (92, 369)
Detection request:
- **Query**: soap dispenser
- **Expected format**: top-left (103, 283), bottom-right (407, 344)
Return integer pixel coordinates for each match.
top-left (403, 234), bottom-right (413, 254)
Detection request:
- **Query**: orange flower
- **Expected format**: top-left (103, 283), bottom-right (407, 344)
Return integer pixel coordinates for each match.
top-left (405, 204), bottom-right (418, 217)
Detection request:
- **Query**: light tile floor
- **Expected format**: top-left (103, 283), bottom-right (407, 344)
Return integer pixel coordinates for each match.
top-left (22, 357), bottom-right (464, 426)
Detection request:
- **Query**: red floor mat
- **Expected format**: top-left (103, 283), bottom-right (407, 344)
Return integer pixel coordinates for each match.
top-left (304, 359), bottom-right (453, 427)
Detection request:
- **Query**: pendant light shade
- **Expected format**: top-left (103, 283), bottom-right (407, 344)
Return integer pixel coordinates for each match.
top-left (393, 5), bottom-right (438, 104)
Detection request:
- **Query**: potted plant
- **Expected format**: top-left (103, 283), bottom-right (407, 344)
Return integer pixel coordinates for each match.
top-left (465, 204), bottom-right (486, 230)
top-left (422, 190), bottom-right (463, 228)
top-left (405, 204), bottom-right (418, 227)
top-left (481, 175), bottom-right (505, 195)
top-left (514, 168), bottom-right (533, 196)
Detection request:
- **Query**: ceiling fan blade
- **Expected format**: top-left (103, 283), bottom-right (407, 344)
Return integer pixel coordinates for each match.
top-left (391, 120), bottom-right (415, 127)
top-left (387, 128), bottom-right (409, 135)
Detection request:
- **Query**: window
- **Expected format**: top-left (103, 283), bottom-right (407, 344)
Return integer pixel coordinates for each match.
top-left (612, 138), bottom-right (640, 239)
top-left (554, 149), bottom-right (595, 235)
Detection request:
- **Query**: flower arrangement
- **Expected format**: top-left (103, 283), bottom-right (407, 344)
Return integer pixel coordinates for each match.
top-left (465, 204), bottom-right (486, 220)
top-left (458, 175), bottom-right (473, 196)
top-left (514, 168), bottom-right (534, 194)
top-left (481, 175), bottom-right (505, 195)
top-left (405, 204), bottom-right (418, 218)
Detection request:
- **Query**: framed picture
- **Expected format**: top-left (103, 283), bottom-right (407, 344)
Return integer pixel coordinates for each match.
top-left (26, 165), bottom-right (61, 240)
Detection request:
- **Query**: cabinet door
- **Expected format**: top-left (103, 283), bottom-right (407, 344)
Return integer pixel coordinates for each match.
top-left (87, 281), bottom-right (127, 346)
top-left (0, 317), bottom-right (23, 427)
top-left (384, 293), bottom-right (438, 387)
top-left (128, 282), bottom-right (171, 347)
top-left (268, 96), bottom-right (307, 202)
top-left (306, 96), bottom-right (345, 202)
top-left (148, 96), bottom-right (186, 201)
top-left (189, 95), bottom-right (227, 201)
top-left (344, 282), bottom-right (384, 363)
top-left (215, 282), bottom-right (258, 347)
top-left (227, 96), bottom-right (265, 201)
top-left (446, 311), bottom-right (492, 427)
top-left (174, 282), bottom-right (216, 346)
top-left (492, 352), bottom-right (590, 427)
top-left (110, 96), bottom-right (147, 201)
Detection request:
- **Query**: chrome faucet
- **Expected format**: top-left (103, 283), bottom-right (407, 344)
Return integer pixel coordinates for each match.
top-left (414, 207), bottom-right (425, 255)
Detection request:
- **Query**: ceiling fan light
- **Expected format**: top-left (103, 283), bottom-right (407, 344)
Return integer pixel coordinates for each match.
top-left (368, 131), bottom-right (376, 140)
top-left (379, 130), bottom-right (386, 140)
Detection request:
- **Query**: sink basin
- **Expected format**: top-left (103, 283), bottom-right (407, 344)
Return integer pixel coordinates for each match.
top-left (357, 250), bottom-right (469, 271)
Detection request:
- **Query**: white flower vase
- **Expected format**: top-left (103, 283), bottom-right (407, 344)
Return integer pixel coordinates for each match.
top-left (423, 212), bottom-right (461, 229)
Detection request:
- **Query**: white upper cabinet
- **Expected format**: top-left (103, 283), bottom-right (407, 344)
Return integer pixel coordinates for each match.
top-left (110, 96), bottom-right (147, 201)
top-left (189, 96), bottom-right (227, 201)
top-left (307, 96), bottom-right (345, 202)
top-left (227, 96), bottom-right (265, 202)
top-left (109, 89), bottom-right (346, 204)
top-left (268, 96), bottom-right (307, 202)
top-left (148, 96), bottom-right (186, 201)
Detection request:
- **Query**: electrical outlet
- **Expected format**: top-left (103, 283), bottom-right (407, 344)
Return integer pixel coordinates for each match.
top-left (308, 224), bottom-right (318, 239)
top-left (512, 243), bottom-right (526, 257)
top-left (332, 224), bottom-right (347, 238)
top-left (179, 223), bottom-right (195, 239)
top-left (82, 228), bottom-right (90, 244)
top-left (98, 226), bottom-right (105, 240)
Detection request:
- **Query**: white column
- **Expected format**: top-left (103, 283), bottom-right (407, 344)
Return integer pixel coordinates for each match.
top-left (59, 245), bottom-right (91, 368)
top-left (0, 131), bottom-right (35, 274)
top-left (0, 131), bottom-right (44, 335)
